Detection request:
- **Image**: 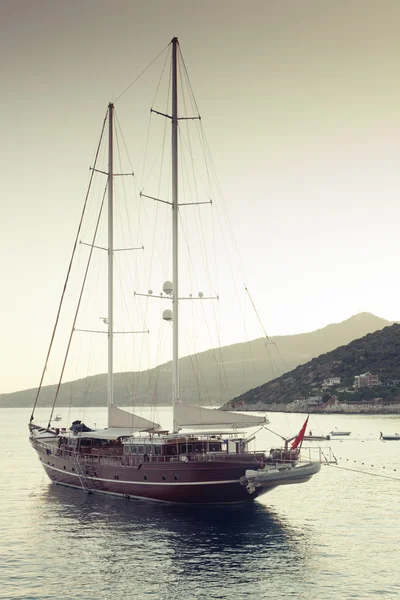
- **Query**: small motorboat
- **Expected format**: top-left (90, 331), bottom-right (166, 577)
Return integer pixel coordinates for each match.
top-left (380, 432), bottom-right (400, 441)
top-left (303, 429), bottom-right (330, 441)
top-left (240, 461), bottom-right (321, 495)
top-left (53, 414), bottom-right (62, 422)
top-left (330, 428), bottom-right (351, 436)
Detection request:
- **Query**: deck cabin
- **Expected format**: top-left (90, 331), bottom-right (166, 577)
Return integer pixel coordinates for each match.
top-left (32, 424), bottom-right (298, 467)
top-left (51, 429), bottom-right (267, 465)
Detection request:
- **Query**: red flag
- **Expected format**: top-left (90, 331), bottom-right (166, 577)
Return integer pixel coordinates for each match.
top-left (291, 416), bottom-right (309, 449)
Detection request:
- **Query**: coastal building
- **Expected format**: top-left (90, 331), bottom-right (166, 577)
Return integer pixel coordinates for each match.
top-left (286, 395), bottom-right (322, 410)
top-left (306, 396), bottom-right (323, 404)
top-left (385, 379), bottom-right (400, 387)
top-left (323, 377), bottom-right (341, 387)
top-left (354, 372), bottom-right (380, 389)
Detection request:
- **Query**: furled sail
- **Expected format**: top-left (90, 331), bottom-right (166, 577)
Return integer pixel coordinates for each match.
top-left (175, 402), bottom-right (267, 429)
top-left (108, 406), bottom-right (161, 431)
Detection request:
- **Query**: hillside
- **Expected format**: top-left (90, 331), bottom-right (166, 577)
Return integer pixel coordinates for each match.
top-left (0, 312), bottom-right (393, 408)
top-left (224, 323), bottom-right (400, 408)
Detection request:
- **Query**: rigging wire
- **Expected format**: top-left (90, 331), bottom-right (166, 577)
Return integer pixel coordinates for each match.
top-left (137, 49), bottom-right (174, 413)
top-left (30, 110), bottom-right (108, 423)
top-left (172, 48), bottom-right (242, 402)
top-left (47, 184), bottom-right (108, 428)
top-left (117, 68), bottom-right (173, 414)
top-left (177, 44), bottom-right (268, 406)
top-left (243, 285), bottom-right (314, 412)
top-left (114, 42), bottom-right (170, 104)
top-left (178, 44), bottom-right (201, 120)
top-left (113, 114), bottom-right (139, 407)
top-left (141, 47), bottom-right (171, 192)
top-left (244, 286), bottom-right (274, 344)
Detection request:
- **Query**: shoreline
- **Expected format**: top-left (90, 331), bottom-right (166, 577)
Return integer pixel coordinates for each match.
top-left (231, 405), bottom-right (400, 415)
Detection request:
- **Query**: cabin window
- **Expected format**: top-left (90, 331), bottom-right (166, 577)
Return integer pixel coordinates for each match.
top-left (194, 443), bottom-right (204, 452)
top-left (209, 443), bottom-right (220, 452)
top-left (130, 446), bottom-right (137, 455)
top-left (153, 446), bottom-right (162, 456)
top-left (180, 444), bottom-right (193, 453)
top-left (138, 446), bottom-right (145, 455)
top-left (162, 475), bottom-right (166, 480)
top-left (114, 475), bottom-right (119, 480)
top-left (144, 475), bottom-right (147, 481)
top-left (145, 445), bottom-right (152, 454)
top-left (166, 446), bottom-right (177, 456)
top-left (174, 475), bottom-right (178, 480)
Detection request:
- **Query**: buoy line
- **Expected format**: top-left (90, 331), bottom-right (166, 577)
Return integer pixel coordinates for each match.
top-left (326, 462), bottom-right (400, 481)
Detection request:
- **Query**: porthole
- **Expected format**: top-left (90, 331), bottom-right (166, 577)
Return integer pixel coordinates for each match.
top-left (72, 468), bottom-right (75, 472)
top-left (63, 466), bottom-right (66, 470)
top-left (144, 475), bottom-right (147, 480)
top-left (162, 475), bottom-right (166, 480)
top-left (174, 475), bottom-right (178, 480)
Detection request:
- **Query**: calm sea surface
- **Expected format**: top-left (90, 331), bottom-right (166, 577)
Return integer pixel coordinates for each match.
top-left (1, 407), bottom-right (399, 600)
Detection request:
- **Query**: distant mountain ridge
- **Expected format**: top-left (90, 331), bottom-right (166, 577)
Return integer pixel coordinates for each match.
top-left (0, 312), bottom-right (394, 408)
top-left (225, 322), bottom-right (400, 409)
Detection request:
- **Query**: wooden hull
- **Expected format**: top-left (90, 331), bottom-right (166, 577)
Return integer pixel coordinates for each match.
top-left (30, 434), bottom-right (318, 504)
top-left (32, 444), bottom-right (269, 504)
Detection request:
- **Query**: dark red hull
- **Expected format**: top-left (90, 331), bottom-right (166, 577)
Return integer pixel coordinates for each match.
top-left (32, 443), bottom-right (272, 504)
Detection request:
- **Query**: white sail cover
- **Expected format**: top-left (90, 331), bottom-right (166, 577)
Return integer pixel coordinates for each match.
top-left (175, 402), bottom-right (267, 429)
top-left (108, 406), bottom-right (161, 431)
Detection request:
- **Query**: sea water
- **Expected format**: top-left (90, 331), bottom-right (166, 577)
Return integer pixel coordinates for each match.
top-left (1, 407), bottom-right (399, 600)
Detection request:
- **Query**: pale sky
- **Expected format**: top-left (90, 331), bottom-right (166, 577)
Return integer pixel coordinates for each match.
top-left (2, 0), bottom-right (400, 393)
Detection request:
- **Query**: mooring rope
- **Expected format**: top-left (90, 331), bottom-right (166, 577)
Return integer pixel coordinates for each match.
top-left (325, 462), bottom-right (399, 481)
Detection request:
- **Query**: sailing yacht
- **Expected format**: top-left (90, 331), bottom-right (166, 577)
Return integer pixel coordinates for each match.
top-left (29, 38), bottom-right (320, 504)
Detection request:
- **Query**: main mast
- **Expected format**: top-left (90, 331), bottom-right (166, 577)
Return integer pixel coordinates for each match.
top-left (108, 103), bottom-right (114, 409)
top-left (171, 37), bottom-right (179, 432)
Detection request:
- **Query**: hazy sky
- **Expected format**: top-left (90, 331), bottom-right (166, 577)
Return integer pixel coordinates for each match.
top-left (2, 0), bottom-right (400, 393)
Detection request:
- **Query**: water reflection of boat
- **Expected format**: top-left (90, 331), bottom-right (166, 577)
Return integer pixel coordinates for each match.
top-left (44, 483), bottom-right (303, 553)
top-left (35, 484), bottom-right (312, 597)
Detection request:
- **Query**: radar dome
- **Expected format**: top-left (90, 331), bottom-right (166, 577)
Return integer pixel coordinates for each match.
top-left (163, 309), bottom-right (173, 321)
top-left (163, 281), bottom-right (173, 295)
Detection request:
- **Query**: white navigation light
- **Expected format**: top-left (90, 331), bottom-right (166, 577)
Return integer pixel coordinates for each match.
top-left (163, 309), bottom-right (173, 321)
top-left (163, 281), bottom-right (173, 295)
top-left (148, 290), bottom-right (153, 295)
top-left (198, 292), bottom-right (204, 298)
